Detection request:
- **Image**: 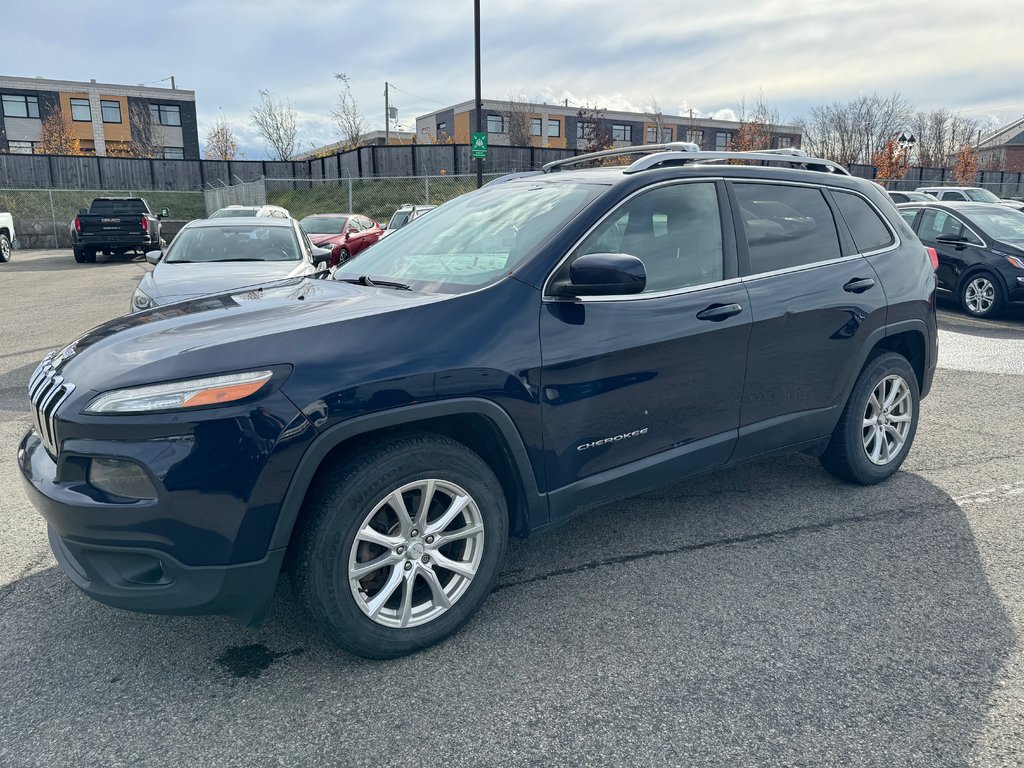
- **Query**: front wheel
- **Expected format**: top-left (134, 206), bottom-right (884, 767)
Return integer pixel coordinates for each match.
top-left (0, 233), bottom-right (10, 263)
top-left (291, 433), bottom-right (508, 659)
top-left (820, 351), bottom-right (920, 485)
top-left (960, 272), bottom-right (1003, 318)
top-left (337, 247), bottom-right (350, 265)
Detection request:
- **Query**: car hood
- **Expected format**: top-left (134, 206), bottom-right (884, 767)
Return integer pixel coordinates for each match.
top-left (148, 261), bottom-right (310, 301)
top-left (55, 278), bottom-right (447, 395)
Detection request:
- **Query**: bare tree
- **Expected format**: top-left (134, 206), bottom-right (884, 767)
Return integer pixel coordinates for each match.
top-left (643, 99), bottom-right (669, 144)
top-left (115, 102), bottom-right (168, 158)
top-left (250, 89), bottom-right (298, 161)
top-left (730, 92), bottom-right (779, 152)
top-left (38, 106), bottom-right (81, 155)
top-left (796, 92), bottom-right (911, 165)
top-left (575, 104), bottom-right (614, 153)
top-left (205, 116), bottom-right (240, 160)
top-left (908, 109), bottom-right (982, 167)
top-left (331, 73), bottom-right (368, 149)
top-left (499, 91), bottom-right (533, 147)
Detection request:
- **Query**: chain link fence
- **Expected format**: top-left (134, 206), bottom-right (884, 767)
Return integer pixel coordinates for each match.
top-left (0, 188), bottom-right (205, 248)
top-left (204, 175), bottom-right (506, 223)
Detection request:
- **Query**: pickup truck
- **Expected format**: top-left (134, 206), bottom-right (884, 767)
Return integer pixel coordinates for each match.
top-left (71, 198), bottom-right (167, 264)
top-left (0, 211), bottom-right (14, 263)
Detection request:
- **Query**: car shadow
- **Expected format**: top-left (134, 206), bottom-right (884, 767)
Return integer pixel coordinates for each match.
top-left (3, 250), bottom-right (146, 272)
top-left (0, 457), bottom-right (1013, 765)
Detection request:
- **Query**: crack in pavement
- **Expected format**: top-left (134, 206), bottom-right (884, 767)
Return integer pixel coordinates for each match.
top-left (495, 502), bottom-right (940, 593)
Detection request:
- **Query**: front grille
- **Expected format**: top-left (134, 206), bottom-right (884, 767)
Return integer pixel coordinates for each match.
top-left (28, 353), bottom-right (76, 455)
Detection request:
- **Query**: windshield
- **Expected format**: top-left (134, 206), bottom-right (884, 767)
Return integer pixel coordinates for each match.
top-left (334, 181), bottom-right (602, 293)
top-left (300, 216), bottom-right (347, 235)
top-left (970, 208), bottom-right (1024, 242)
top-left (965, 189), bottom-right (1001, 203)
top-left (210, 208), bottom-right (259, 218)
top-left (387, 211), bottom-right (412, 230)
top-left (91, 199), bottom-right (147, 215)
top-left (164, 224), bottom-right (301, 263)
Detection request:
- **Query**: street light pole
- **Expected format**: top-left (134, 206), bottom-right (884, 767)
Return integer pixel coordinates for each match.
top-left (474, 0), bottom-right (482, 188)
top-left (384, 82), bottom-right (390, 146)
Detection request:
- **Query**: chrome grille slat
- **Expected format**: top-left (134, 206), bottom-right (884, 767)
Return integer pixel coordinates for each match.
top-left (27, 353), bottom-right (74, 456)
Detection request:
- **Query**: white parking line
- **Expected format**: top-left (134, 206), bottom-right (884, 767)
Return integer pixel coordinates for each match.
top-left (954, 481), bottom-right (1024, 507)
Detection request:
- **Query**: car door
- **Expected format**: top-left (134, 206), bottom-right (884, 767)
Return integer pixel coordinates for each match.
top-left (913, 208), bottom-right (984, 292)
top-left (359, 216), bottom-right (382, 247)
top-left (346, 218), bottom-right (369, 255)
top-left (539, 180), bottom-right (751, 517)
top-left (730, 181), bottom-right (889, 461)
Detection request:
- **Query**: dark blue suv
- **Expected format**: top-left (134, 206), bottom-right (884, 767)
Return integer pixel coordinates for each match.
top-left (19, 146), bottom-right (938, 658)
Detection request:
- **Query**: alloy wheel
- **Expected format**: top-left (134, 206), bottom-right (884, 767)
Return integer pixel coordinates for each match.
top-left (348, 479), bottom-right (485, 629)
top-left (964, 276), bottom-right (995, 315)
top-left (862, 374), bottom-right (913, 465)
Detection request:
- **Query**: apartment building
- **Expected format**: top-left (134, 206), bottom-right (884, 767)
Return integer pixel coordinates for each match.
top-left (0, 75), bottom-right (199, 158)
top-left (416, 98), bottom-right (802, 152)
top-left (976, 115), bottom-right (1024, 173)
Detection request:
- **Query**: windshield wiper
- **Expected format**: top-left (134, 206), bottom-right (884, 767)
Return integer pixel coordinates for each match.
top-left (336, 275), bottom-right (411, 291)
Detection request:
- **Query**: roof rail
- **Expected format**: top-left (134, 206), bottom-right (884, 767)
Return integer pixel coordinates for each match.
top-left (542, 142), bottom-right (701, 172)
top-left (624, 150), bottom-right (850, 176)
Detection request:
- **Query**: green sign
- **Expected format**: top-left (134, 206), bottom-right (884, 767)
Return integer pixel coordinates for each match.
top-left (471, 132), bottom-right (488, 159)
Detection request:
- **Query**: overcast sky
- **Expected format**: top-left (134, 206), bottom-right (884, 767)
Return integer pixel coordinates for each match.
top-left (6, 0), bottom-right (1022, 159)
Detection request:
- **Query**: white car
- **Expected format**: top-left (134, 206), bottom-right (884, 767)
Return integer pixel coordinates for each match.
top-left (915, 186), bottom-right (1024, 212)
top-left (380, 204), bottom-right (436, 238)
top-left (0, 211), bottom-right (14, 263)
top-left (209, 204), bottom-right (292, 219)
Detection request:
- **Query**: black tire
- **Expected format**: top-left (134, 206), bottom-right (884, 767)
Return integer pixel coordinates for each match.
top-left (338, 247), bottom-right (350, 264)
top-left (85, 248), bottom-right (97, 263)
top-left (819, 351), bottom-right (920, 485)
top-left (73, 246), bottom-right (88, 264)
top-left (959, 270), bottom-right (1004, 318)
top-left (291, 432), bottom-right (508, 659)
top-left (0, 233), bottom-right (11, 263)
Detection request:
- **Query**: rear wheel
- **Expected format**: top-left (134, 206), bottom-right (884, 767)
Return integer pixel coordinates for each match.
top-left (73, 247), bottom-right (88, 264)
top-left (820, 351), bottom-right (919, 485)
top-left (960, 271), bottom-right (1003, 318)
top-left (0, 234), bottom-right (10, 263)
top-left (338, 247), bottom-right (350, 264)
top-left (291, 433), bottom-right (508, 659)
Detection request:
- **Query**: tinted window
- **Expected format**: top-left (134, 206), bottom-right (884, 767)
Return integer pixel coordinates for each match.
top-left (90, 199), bottom-right (147, 215)
top-left (917, 210), bottom-right (982, 245)
top-left (576, 182), bottom-right (723, 293)
top-left (734, 183), bottom-right (842, 273)
top-left (899, 208), bottom-right (919, 226)
top-left (939, 191), bottom-right (967, 201)
top-left (833, 191), bottom-right (894, 253)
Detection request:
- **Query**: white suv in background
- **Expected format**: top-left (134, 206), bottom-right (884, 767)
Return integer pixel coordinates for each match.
top-left (0, 211), bottom-right (15, 263)
top-left (916, 186), bottom-right (1024, 211)
top-left (380, 204), bottom-right (436, 238)
top-left (208, 205), bottom-right (292, 219)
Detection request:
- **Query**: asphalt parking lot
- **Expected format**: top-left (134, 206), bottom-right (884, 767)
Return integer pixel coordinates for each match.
top-left (2, 249), bottom-right (1023, 767)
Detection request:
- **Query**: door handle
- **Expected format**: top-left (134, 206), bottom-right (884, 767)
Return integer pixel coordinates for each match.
top-left (843, 277), bottom-right (876, 293)
top-left (696, 303), bottom-right (743, 322)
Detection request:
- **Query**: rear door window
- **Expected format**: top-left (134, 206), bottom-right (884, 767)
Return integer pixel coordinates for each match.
top-left (832, 191), bottom-right (895, 253)
top-left (733, 183), bottom-right (842, 273)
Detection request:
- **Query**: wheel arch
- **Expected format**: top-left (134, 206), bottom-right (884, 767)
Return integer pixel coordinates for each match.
top-left (269, 398), bottom-right (547, 557)
top-left (956, 264), bottom-right (1008, 297)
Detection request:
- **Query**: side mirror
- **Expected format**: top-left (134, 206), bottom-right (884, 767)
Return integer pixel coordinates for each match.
top-left (549, 252), bottom-right (647, 297)
top-left (345, 230), bottom-right (353, 240)
top-left (311, 247), bottom-right (333, 266)
top-left (935, 233), bottom-right (966, 245)
top-left (144, 250), bottom-right (162, 265)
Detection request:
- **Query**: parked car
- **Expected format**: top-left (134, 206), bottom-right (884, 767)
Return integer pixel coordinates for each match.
top-left (915, 186), bottom-right (1024, 212)
top-left (209, 205), bottom-right (291, 219)
top-left (129, 218), bottom-right (331, 312)
top-left (71, 198), bottom-right (166, 263)
top-left (380, 203), bottom-right (435, 238)
top-left (887, 190), bottom-right (933, 204)
top-left (0, 210), bottom-right (14, 263)
top-left (19, 145), bottom-right (937, 659)
top-left (299, 214), bottom-right (383, 265)
top-left (896, 200), bottom-right (1024, 317)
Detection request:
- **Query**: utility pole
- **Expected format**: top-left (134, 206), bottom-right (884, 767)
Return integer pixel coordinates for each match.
top-left (385, 82), bottom-right (390, 146)
top-left (474, 0), bottom-right (482, 188)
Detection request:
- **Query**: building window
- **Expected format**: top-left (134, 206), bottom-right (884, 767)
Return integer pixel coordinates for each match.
top-left (576, 122), bottom-right (588, 140)
top-left (530, 118), bottom-right (542, 136)
top-left (8, 140), bottom-right (36, 154)
top-left (661, 127), bottom-right (673, 143)
top-left (150, 104), bottom-right (181, 126)
top-left (436, 121), bottom-right (447, 135)
top-left (486, 114), bottom-right (505, 133)
top-left (70, 98), bottom-right (92, 122)
top-left (3, 94), bottom-right (41, 119)
top-left (162, 146), bottom-right (185, 160)
top-left (686, 128), bottom-right (704, 145)
top-left (101, 100), bottom-right (122, 124)
top-left (775, 136), bottom-right (793, 149)
top-left (612, 124), bottom-right (632, 142)
top-left (548, 119), bottom-right (560, 138)
top-left (646, 126), bottom-right (657, 143)
top-left (715, 131), bottom-right (731, 151)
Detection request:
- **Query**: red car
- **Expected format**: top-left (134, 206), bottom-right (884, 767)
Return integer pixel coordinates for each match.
top-left (299, 214), bottom-right (383, 266)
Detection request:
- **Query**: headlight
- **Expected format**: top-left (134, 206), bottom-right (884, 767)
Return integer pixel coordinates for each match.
top-left (85, 370), bottom-right (274, 414)
top-left (131, 286), bottom-right (155, 312)
top-left (1005, 255), bottom-right (1024, 270)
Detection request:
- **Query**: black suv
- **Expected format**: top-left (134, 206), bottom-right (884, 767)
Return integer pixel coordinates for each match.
top-left (19, 146), bottom-right (938, 658)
